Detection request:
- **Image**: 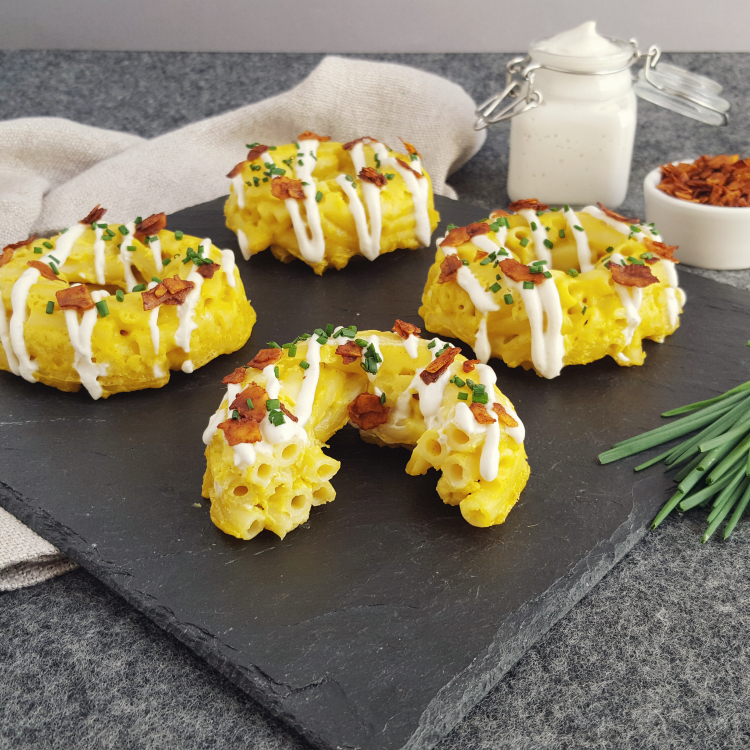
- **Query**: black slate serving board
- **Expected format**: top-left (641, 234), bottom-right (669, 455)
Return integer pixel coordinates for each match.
top-left (1, 195), bottom-right (748, 750)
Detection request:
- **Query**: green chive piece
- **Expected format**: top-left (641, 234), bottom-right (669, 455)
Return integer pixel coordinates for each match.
top-left (49, 263), bottom-right (59, 275)
top-left (520, 237), bottom-right (529, 247)
top-left (472, 392), bottom-right (489, 405)
top-left (531, 222), bottom-right (538, 231)
top-left (43, 241), bottom-right (53, 249)
top-left (543, 239), bottom-right (554, 249)
top-left (132, 284), bottom-right (146, 292)
top-left (135, 217), bottom-right (142, 224)
top-left (288, 345), bottom-right (297, 358)
top-left (268, 341), bottom-right (281, 349)
top-left (380, 392), bottom-right (386, 405)
top-left (118, 225), bottom-right (128, 235)
top-left (489, 282), bottom-right (501, 293)
top-left (175, 231), bottom-right (184, 240)
top-left (559, 229), bottom-right (565, 239)
top-left (504, 293), bottom-right (513, 305)
top-left (95, 300), bottom-right (109, 317)
top-left (127, 245), bottom-right (136, 251)
top-left (300, 360), bottom-right (310, 370)
top-left (316, 191), bottom-right (323, 203)
top-left (723, 480), bottom-right (750, 538)
top-left (453, 376), bottom-right (466, 387)
top-left (274, 365), bottom-right (280, 378)
top-left (567, 268), bottom-right (579, 277)
top-left (427, 340), bottom-right (436, 349)
top-left (34, 247), bottom-right (43, 254)
top-left (151, 276), bottom-right (160, 284)
top-left (45, 301), bottom-right (54, 314)
top-left (543, 271), bottom-right (552, 278)
top-left (116, 289), bottom-right (125, 303)
top-left (574, 225), bottom-right (583, 232)
top-left (523, 281), bottom-right (534, 289)
top-left (458, 392), bottom-right (468, 401)
top-left (266, 398), bottom-right (280, 410)
top-left (581, 306), bottom-right (587, 315)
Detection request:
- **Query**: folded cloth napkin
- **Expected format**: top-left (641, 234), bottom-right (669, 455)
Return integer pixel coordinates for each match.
top-left (0, 55), bottom-right (485, 590)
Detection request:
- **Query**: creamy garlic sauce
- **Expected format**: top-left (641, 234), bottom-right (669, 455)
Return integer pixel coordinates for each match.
top-left (610, 251), bottom-right (643, 346)
top-left (10, 222), bottom-right (87, 382)
top-left (294, 337), bottom-right (322, 427)
top-left (93, 224), bottom-right (107, 285)
top-left (260, 363), bottom-right (308, 445)
top-left (147, 281), bottom-right (161, 356)
top-left (371, 142), bottom-right (431, 247)
top-left (0, 301), bottom-right (20, 375)
top-left (517, 209), bottom-right (552, 264)
top-left (286, 139), bottom-right (326, 264)
top-left (218, 249), bottom-right (237, 288)
top-left (404, 334), bottom-right (420, 359)
top-left (149, 235), bottom-right (164, 275)
top-left (581, 205), bottom-right (631, 236)
top-left (361, 334), bottom-right (384, 382)
top-left (118, 221), bottom-right (138, 292)
top-left (236, 228), bottom-right (250, 261)
top-left (563, 205), bottom-right (594, 272)
top-left (232, 174), bottom-right (246, 210)
top-left (63, 287), bottom-right (109, 400)
top-left (175, 236), bottom-right (209, 373)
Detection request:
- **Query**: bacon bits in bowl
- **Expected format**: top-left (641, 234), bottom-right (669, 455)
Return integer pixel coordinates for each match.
top-left (644, 156), bottom-right (750, 270)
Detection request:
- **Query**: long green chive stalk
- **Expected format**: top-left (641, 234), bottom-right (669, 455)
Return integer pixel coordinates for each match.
top-left (599, 381), bottom-right (750, 542)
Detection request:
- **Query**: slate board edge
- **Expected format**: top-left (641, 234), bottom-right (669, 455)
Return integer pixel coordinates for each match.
top-left (0, 476), bottom-right (647, 750)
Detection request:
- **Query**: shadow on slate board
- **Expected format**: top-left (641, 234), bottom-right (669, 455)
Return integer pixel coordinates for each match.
top-left (1, 194), bottom-right (749, 750)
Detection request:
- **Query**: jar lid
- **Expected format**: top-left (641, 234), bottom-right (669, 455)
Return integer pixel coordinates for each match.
top-left (634, 61), bottom-right (730, 126)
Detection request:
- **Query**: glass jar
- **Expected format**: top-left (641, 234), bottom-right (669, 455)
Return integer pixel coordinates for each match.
top-left (475, 23), bottom-right (730, 208)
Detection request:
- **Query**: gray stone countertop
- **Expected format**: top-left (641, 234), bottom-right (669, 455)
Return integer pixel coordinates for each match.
top-left (1, 51), bottom-right (750, 750)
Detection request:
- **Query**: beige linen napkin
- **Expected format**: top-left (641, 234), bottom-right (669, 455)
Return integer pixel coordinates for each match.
top-left (0, 55), bottom-right (486, 590)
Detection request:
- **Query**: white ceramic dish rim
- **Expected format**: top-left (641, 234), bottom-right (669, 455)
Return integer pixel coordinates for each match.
top-left (644, 163), bottom-right (750, 215)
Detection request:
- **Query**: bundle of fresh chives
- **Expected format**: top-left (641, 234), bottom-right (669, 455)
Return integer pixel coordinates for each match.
top-left (598, 380), bottom-right (750, 542)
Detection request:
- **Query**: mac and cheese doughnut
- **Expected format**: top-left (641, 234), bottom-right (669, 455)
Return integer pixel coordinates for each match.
top-left (420, 200), bottom-right (686, 378)
top-left (202, 321), bottom-right (529, 540)
top-left (0, 206), bottom-right (256, 398)
top-left (225, 133), bottom-right (440, 275)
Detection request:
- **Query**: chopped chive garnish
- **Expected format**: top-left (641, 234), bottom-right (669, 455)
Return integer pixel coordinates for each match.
top-left (268, 146), bottom-right (277, 150)
top-left (630, 225), bottom-right (641, 232)
top-left (564, 204), bottom-right (570, 211)
top-left (49, 263), bottom-right (59, 275)
top-left (543, 271), bottom-right (552, 278)
top-left (427, 340), bottom-right (436, 349)
top-left (606, 246), bottom-right (614, 253)
top-left (559, 229), bottom-right (565, 239)
top-left (42, 241), bottom-right (53, 249)
top-left (458, 392), bottom-right (468, 401)
top-left (380, 392), bottom-right (386, 404)
top-left (269, 409), bottom-right (285, 426)
top-left (268, 341), bottom-right (281, 349)
top-left (151, 276), bottom-right (161, 284)
top-left (523, 281), bottom-right (534, 289)
top-left (472, 392), bottom-right (489, 405)
top-left (480, 257), bottom-right (493, 265)
top-left (163, 258), bottom-right (171, 266)
top-left (274, 365), bottom-right (280, 378)
top-left (529, 267), bottom-right (543, 274)
top-left (489, 282), bottom-right (501, 293)
top-left (247, 142), bottom-right (259, 148)
top-left (119, 225), bottom-right (128, 235)
top-left (355, 338), bottom-right (368, 347)
top-left (317, 335), bottom-right (327, 344)
top-left (531, 222), bottom-right (538, 231)
top-left (175, 231), bottom-right (183, 240)
top-left (325, 323), bottom-right (334, 336)
top-left (34, 247), bottom-right (43, 254)
top-left (315, 191), bottom-right (323, 203)
top-left (452, 376), bottom-right (465, 387)
top-left (385, 173), bottom-right (394, 180)
top-left (95, 300), bottom-right (109, 317)
top-left (135, 217), bottom-right (142, 224)
top-left (504, 293), bottom-right (513, 305)
top-left (266, 398), bottom-right (280, 410)
top-left (640, 252), bottom-right (654, 260)
top-left (582, 305), bottom-right (587, 315)
top-left (300, 360), bottom-right (310, 370)
top-left (132, 284), bottom-right (146, 292)
top-left (567, 268), bottom-right (579, 277)
top-left (543, 239), bottom-right (554, 249)
top-left (45, 301), bottom-right (54, 314)
top-left (232, 410), bottom-right (240, 420)
top-left (127, 245), bottom-right (136, 251)
top-left (288, 345), bottom-right (297, 358)
top-left (520, 237), bottom-right (529, 247)
top-left (574, 225), bottom-right (583, 231)
top-left (461, 259), bottom-right (469, 266)
top-left (536, 210), bottom-right (544, 216)
top-left (116, 289), bottom-right (125, 302)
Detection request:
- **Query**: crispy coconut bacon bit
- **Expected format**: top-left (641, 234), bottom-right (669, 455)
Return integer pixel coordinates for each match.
top-left (81, 205), bottom-right (107, 225)
top-left (246, 144), bottom-right (269, 162)
top-left (609, 262), bottom-right (658, 287)
top-left (642, 236), bottom-right (679, 263)
top-left (55, 285), bottom-right (95, 311)
top-left (508, 198), bottom-right (550, 213)
top-left (470, 402), bottom-right (495, 425)
top-left (343, 136), bottom-right (379, 150)
top-left (1, 235), bottom-right (37, 266)
top-left (596, 202), bottom-right (640, 224)
top-left (420, 346), bottom-right (461, 385)
top-left (392, 319), bottom-right (421, 339)
top-left (462, 359), bottom-right (480, 373)
top-left (336, 340), bottom-right (363, 364)
top-left (219, 416), bottom-right (262, 445)
top-left (230, 382), bottom-right (268, 421)
top-left (658, 154), bottom-right (750, 206)
top-left (227, 161), bottom-right (245, 179)
top-left (474, 249), bottom-right (489, 262)
top-left (298, 131), bottom-right (331, 142)
top-left (395, 158), bottom-right (424, 178)
top-left (493, 402), bottom-right (519, 428)
top-left (489, 209), bottom-right (510, 219)
top-left (141, 276), bottom-right (195, 310)
top-left (358, 167), bottom-right (388, 187)
top-left (271, 176), bottom-right (306, 200)
top-left (134, 213), bottom-right (167, 240)
top-left (438, 254), bottom-right (463, 284)
top-left (499, 258), bottom-right (544, 285)
top-left (222, 367), bottom-right (247, 385)
top-left (197, 262), bottom-right (220, 279)
top-left (247, 348), bottom-right (283, 370)
top-left (279, 403), bottom-right (299, 423)
top-left (399, 138), bottom-right (420, 157)
top-left (440, 222), bottom-right (491, 248)
top-left (348, 393), bottom-right (390, 431)
top-left (27, 260), bottom-right (59, 281)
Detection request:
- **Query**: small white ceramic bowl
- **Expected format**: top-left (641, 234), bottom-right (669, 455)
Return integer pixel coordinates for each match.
top-left (644, 165), bottom-right (750, 270)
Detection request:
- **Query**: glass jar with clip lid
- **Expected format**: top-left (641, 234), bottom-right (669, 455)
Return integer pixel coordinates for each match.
top-left (474, 22), bottom-right (730, 207)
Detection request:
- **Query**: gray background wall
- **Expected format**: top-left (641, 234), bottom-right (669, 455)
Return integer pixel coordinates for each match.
top-left (1, 0), bottom-right (749, 52)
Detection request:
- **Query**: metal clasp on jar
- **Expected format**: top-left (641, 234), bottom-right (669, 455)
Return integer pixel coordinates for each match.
top-left (474, 55), bottom-right (543, 130)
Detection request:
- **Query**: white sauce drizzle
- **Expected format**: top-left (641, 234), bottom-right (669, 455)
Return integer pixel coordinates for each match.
top-left (149, 235), bottom-right (164, 275)
top-left (10, 223), bottom-right (86, 382)
top-left (118, 221), bottom-right (137, 292)
top-left (371, 142), bottom-right (431, 247)
top-left (260, 363), bottom-right (308, 446)
top-left (63, 287), bottom-right (109, 400)
top-left (236, 228), bottom-right (250, 261)
top-left (147, 281), bottom-right (161, 356)
top-left (610, 252), bottom-right (643, 346)
top-left (0, 300), bottom-right (20, 375)
top-left (361, 334), bottom-right (384, 382)
top-left (175, 236), bottom-right (209, 373)
top-left (294, 337), bottom-right (322, 427)
top-left (563, 205), bottom-right (594, 272)
top-left (232, 174), bottom-right (246, 210)
top-left (93, 224), bottom-right (106, 285)
top-left (517, 209), bottom-right (551, 264)
top-left (220, 249), bottom-right (237, 288)
top-left (404, 334), bottom-right (420, 359)
top-left (285, 139), bottom-right (326, 264)
top-left (581, 204), bottom-right (631, 235)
